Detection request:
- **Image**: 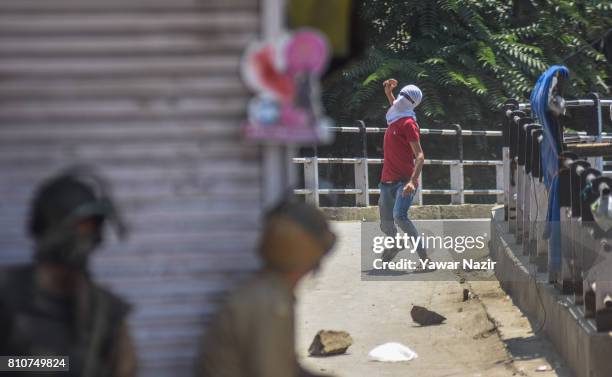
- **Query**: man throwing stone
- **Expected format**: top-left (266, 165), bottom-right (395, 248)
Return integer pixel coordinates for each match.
top-left (379, 79), bottom-right (432, 270)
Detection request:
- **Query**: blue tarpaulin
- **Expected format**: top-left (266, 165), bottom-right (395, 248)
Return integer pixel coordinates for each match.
top-left (529, 65), bottom-right (569, 274)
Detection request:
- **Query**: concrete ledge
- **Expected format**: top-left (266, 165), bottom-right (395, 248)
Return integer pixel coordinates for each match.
top-left (321, 204), bottom-right (495, 221)
top-left (489, 207), bottom-right (612, 377)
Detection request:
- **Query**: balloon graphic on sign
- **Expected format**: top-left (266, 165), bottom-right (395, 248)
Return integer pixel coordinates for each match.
top-left (241, 29), bottom-right (333, 144)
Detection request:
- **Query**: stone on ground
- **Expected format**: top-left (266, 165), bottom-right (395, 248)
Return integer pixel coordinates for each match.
top-left (410, 305), bottom-right (447, 326)
top-left (309, 330), bottom-right (353, 356)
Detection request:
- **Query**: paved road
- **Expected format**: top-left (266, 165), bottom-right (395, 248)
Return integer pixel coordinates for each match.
top-left (296, 222), bottom-right (572, 377)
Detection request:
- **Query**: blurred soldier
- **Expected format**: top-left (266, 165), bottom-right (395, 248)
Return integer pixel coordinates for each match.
top-left (0, 166), bottom-right (137, 377)
top-left (197, 200), bottom-right (336, 377)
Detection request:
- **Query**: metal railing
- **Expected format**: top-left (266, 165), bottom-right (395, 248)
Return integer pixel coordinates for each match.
top-left (503, 95), bottom-right (612, 331)
top-left (294, 123), bottom-right (505, 206)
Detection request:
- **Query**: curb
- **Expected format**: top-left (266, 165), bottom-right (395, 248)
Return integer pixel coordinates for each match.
top-left (321, 204), bottom-right (495, 221)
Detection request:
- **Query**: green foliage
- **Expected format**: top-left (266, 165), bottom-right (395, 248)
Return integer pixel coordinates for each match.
top-left (324, 0), bottom-right (612, 128)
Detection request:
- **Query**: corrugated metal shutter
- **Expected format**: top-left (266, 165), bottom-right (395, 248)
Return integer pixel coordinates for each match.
top-left (0, 1), bottom-right (263, 375)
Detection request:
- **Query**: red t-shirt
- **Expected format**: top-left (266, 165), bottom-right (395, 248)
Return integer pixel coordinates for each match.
top-left (380, 117), bottom-right (420, 182)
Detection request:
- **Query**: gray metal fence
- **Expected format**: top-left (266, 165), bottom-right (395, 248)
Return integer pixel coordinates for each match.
top-left (293, 124), bottom-right (506, 206)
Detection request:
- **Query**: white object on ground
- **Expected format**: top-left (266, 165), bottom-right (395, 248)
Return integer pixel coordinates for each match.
top-left (367, 342), bottom-right (418, 362)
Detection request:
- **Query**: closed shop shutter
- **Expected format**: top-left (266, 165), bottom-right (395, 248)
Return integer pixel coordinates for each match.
top-left (0, 1), bottom-right (263, 375)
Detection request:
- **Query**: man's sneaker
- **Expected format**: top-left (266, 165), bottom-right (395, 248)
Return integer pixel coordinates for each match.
top-left (414, 258), bottom-right (437, 273)
top-left (381, 246), bottom-right (403, 262)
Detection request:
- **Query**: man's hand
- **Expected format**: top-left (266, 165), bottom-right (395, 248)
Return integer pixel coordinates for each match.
top-left (402, 180), bottom-right (416, 197)
top-left (383, 79), bottom-right (398, 93)
top-left (383, 79), bottom-right (398, 105)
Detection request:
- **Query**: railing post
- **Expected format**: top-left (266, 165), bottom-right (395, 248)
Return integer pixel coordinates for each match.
top-left (502, 101), bottom-right (518, 222)
top-left (304, 157), bottom-right (319, 206)
top-left (450, 124), bottom-right (464, 204)
top-left (495, 99), bottom-right (519, 210)
top-left (450, 163), bottom-right (464, 204)
top-left (496, 163), bottom-right (505, 204)
top-left (508, 110), bottom-right (526, 234)
top-left (587, 92), bottom-right (603, 171)
top-left (354, 120), bottom-right (369, 206)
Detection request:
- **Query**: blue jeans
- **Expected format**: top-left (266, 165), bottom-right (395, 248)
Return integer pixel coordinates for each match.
top-left (378, 181), bottom-right (427, 260)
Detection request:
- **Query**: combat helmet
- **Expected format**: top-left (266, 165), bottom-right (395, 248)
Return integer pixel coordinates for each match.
top-left (28, 165), bottom-right (127, 268)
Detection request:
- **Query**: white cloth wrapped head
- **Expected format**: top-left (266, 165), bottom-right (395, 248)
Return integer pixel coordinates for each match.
top-left (386, 84), bottom-right (423, 125)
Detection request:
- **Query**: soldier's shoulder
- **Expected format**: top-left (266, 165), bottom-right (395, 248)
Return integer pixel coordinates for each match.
top-left (0, 265), bottom-right (33, 292)
top-left (233, 271), bottom-right (288, 297)
top-left (0, 265), bottom-right (34, 309)
top-left (91, 283), bottom-right (132, 321)
top-left (226, 272), bottom-right (292, 316)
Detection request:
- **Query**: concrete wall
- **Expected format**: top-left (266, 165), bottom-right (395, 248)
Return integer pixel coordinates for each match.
top-left (322, 204), bottom-right (496, 221)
